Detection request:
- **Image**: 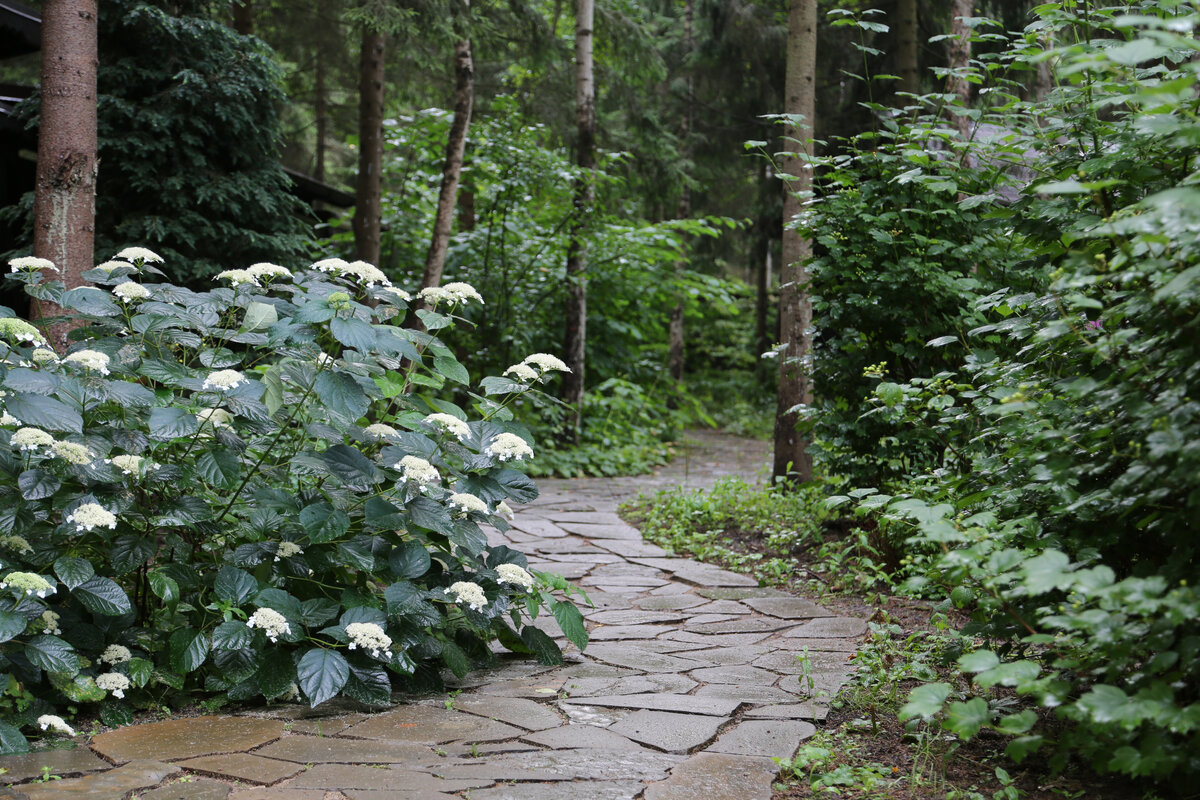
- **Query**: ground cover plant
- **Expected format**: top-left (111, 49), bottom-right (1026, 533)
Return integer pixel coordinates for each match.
top-left (0, 250), bottom-right (586, 752)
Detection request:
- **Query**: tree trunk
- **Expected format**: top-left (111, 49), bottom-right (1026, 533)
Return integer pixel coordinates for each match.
top-left (667, 0), bottom-right (694, 393)
top-left (33, 0), bottom-right (98, 352)
top-left (947, 0), bottom-right (972, 137)
top-left (353, 26), bottom-right (386, 267)
top-left (772, 0), bottom-right (816, 484)
top-left (232, 0), bottom-right (254, 36)
top-left (895, 0), bottom-right (919, 96)
top-left (315, 38), bottom-right (327, 183)
top-left (420, 15), bottom-right (474, 293)
top-left (562, 0), bottom-right (595, 443)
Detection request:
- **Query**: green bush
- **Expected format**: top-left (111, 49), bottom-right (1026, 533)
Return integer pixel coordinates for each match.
top-left (0, 251), bottom-right (586, 752)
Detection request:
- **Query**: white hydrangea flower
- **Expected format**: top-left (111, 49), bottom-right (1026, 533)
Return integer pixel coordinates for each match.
top-left (0, 318), bottom-right (47, 347)
top-left (314, 352), bottom-right (337, 367)
top-left (51, 440), bottom-right (94, 465)
top-left (496, 501), bottom-right (515, 519)
top-left (0, 535), bottom-right (32, 554)
top-left (197, 408), bottom-right (233, 429)
top-left (0, 572), bottom-right (54, 597)
top-left (345, 260), bottom-right (391, 287)
top-left (202, 369), bottom-right (247, 392)
top-left (312, 257), bottom-right (350, 274)
top-left (503, 363), bottom-right (539, 382)
top-left (215, 269), bottom-right (259, 287)
top-left (418, 282), bottom-right (483, 306)
top-left (274, 541), bottom-right (303, 561)
top-left (65, 503), bottom-right (118, 533)
top-left (247, 262), bottom-right (292, 281)
top-left (496, 563), bottom-right (535, 591)
top-left (37, 714), bottom-right (75, 736)
top-left (107, 454), bottom-right (151, 475)
top-left (447, 581), bottom-right (488, 611)
top-left (95, 260), bottom-right (132, 273)
top-left (96, 672), bottom-right (130, 699)
top-left (485, 432), bottom-right (534, 462)
top-left (31, 348), bottom-right (58, 365)
top-left (448, 493), bottom-right (488, 516)
top-left (284, 682), bottom-right (301, 702)
top-left (12, 427), bottom-right (54, 451)
top-left (8, 256), bottom-right (58, 273)
top-left (247, 607), bottom-right (292, 643)
top-left (40, 610), bottom-right (61, 635)
top-left (101, 644), bottom-right (133, 665)
top-left (423, 413), bottom-right (470, 440)
top-left (396, 455), bottom-right (440, 486)
top-left (522, 353), bottom-right (571, 374)
top-left (116, 246), bottom-right (163, 264)
top-left (0, 412), bottom-right (17, 427)
top-left (112, 282), bottom-right (151, 303)
top-left (63, 349), bottom-right (111, 375)
top-left (377, 286), bottom-right (411, 302)
top-left (363, 423), bottom-right (398, 440)
top-left (345, 622), bottom-right (393, 659)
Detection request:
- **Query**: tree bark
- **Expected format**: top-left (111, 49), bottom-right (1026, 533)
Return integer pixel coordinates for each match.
top-left (947, 0), bottom-right (973, 137)
top-left (772, 0), bottom-right (816, 484)
top-left (33, 0), bottom-right (98, 351)
top-left (667, 0), bottom-right (694, 392)
top-left (420, 13), bottom-right (474, 293)
top-left (232, 0), bottom-right (254, 36)
top-left (895, 0), bottom-right (919, 96)
top-left (562, 0), bottom-right (595, 442)
top-left (315, 36), bottom-right (327, 183)
top-left (353, 26), bottom-right (386, 267)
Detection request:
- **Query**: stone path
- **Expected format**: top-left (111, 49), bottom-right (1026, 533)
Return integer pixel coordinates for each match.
top-left (0, 431), bottom-right (865, 800)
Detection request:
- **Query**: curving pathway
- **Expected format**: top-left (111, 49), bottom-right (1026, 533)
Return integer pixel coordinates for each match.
top-left (0, 431), bottom-right (866, 800)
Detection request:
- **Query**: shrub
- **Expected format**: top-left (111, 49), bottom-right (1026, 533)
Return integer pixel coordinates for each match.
top-left (0, 251), bottom-right (586, 753)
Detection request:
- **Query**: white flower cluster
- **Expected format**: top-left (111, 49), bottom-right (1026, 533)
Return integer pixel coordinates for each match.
top-left (107, 454), bottom-right (154, 475)
top-left (66, 502), bottom-right (118, 533)
top-left (0, 534), bottom-right (32, 554)
top-left (522, 353), bottom-right (571, 374)
top-left (101, 644), bottom-right (132, 665)
top-left (197, 408), bottom-right (233, 429)
top-left (95, 260), bottom-right (131, 273)
top-left (503, 363), bottom-right (538, 382)
top-left (496, 500), bottom-right (515, 519)
top-left (63, 349), bottom-right (111, 375)
top-left (423, 413), bottom-right (469, 440)
top-left (1, 571), bottom-right (54, 597)
top-left (247, 262), bottom-right (292, 281)
top-left (0, 412), bottom-right (17, 426)
top-left (40, 610), bottom-right (61, 635)
top-left (112, 282), bottom-right (151, 303)
top-left (247, 607), bottom-right (291, 642)
top-left (448, 492), bottom-right (488, 516)
top-left (312, 257), bottom-right (349, 274)
top-left (37, 714), bottom-right (75, 736)
top-left (96, 672), bottom-right (130, 699)
top-left (496, 563), bottom-right (536, 591)
top-left (346, 260), bottom-right (390, 287)
top-left (8, 256), bottom-right (58, 273)
top-left (274, 541), bottom-right (304, 561)
top-left (418, 281), bottom-right (483, 307)
top-left (52, 440), bottom-right (94, 465)
top-left (0, 318), bottom-right (47, 346)
top-left (363, 423), bottom-right (398, 440)
top-left (215, 269), bottom-right (259, 287)
top-left (396, 455), bottom-right (440, 486)
top-left (202, 369), bottom-right (248, 391)
top-left (31, 348), bottom-right (58, 365)
top-left (377, 286), bottom-right (411, 302)
top-left (485, 432), bottom-right (533, 462)
top-left (448, 581), bottom-right (488, 611)
top-left (116, 246), bottom-right (163, 264)
top-left (284, 683), bottom-right (301, 702)
top-left (345, 622), bottom-right (393, 659)
top-left (12, 427), bottom-right (54, 451)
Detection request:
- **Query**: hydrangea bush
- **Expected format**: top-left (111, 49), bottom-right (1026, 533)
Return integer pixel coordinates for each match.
top-left (0, 250), bottom-right (587, 752)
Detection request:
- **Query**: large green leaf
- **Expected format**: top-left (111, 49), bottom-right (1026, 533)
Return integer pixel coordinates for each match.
top-left (300, 503), bottom-right (351, 543)
top-left (551, 600), bottom-right (588, 652)
top-left (103, 381), bottom-right (156, 407)
top-left (215, 566), bottom-right (258, 605)
top-left (433, 355), bottom-right (469, 385)
top-left (149, 406), bottom-right (200, 440)
top-left (243, 301), bottom-right (278, 332)
top-left (110, 535), bottom-right (155, 575)
top-left (297, 648), bottom-right (350, 708)
top-left (169, 628), bottom-right (210, 673)
top-left (408, 497), bottom-right (453, 535)
top-left (491, 468), bottom-right (538, 503)
top-left (0, 721), bottom-right (28, 754)
top-left (54, 556), bottom-right (94, 590)
top-left (0, 610), bottom-right (26, 644)
top-left (4, 394), bottom-right (83, 434)
top-left (73, 576), bottom-right (134, 616)
top-left (314, 371), bottom-right (370, 422)
top-left (256, 648), bottom-right (296, 699)
top-left (343, 663), bottom-right (392, 706)
top-left (3, 368), bottom-right (58, 395)
top-left (330, 316), bottom-right (376, 353)
top-left (389, 541), bottom-right (431, 580)
top-left (440, 640), bottom-right (472, 679)
top-left (62, 286), bottom-right (119, 316)
top-left (196, 448), bottom-right (241, 489)
top-left (212, 619), bottom-right (254, 650)
top-left (24, 635), bottom-right (78, 673)
top-left (520, 626), bottom-right (563, 666)
top-left (148, 570), bottom-right (180, 605)
top-left (364, 497), bottom-right (405, 530)
top-left (18, 469), bottom-right (60, 501)
top-left (318, 445), bottom-right (381, 490)
top-left (943, 697), bottom-right (991, 739)
top-left (336, 539), bottom-right (376, 572)
top-left (899, 682), bottom-right (953, 721)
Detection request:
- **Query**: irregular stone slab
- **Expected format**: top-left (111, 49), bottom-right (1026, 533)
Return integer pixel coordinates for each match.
top-left (0, 786), bottom-right (26, 800)
top-left (680, 614), bottom-right (740, 626)
top-left (20, 759), bottom-right (178, 800)
top-left (705, 719), bottom-right (816, 760)
top-left (752, 650), bottom-right (852, 673)
top-left (782, 637), bottom-right (860, 652)
top-left (643, 752), bottom-right (778, 800)
top-left (602, 674), bottom-right (699, 696)
top-left (688, 665), bottom-right (782, 686)
top-left (91, 717), bottom-right (284, 764)
top-left (523, 538), bottom-right (605, 554)
top-left (0, 747), bottom-right (108, 784)
top-left (636, 595), bottom-right (706, 611)
top-left (548, 661), bottom-right (639, 680)
top-left (454, 696), bottom-right (564, 731)
top-left (626, 640), bottom-right (714, 655)
top-left (693, 684), bottom-right (802, 705)
top-left (589, 625), bottom-right (677, 641)
top-left (580, 575), bottom-right (669, 589)
top-left (688, 600), bottom-right (752, 615)
top-left (648, 583), bottom-right (692, 596)
top-left (583, 644), bottom-right (709, 673)
top-left (560, 704), bottom-right (633, 727)
top-left (663, 631), bottom-right (773, 647)
top-left (228, 789), bottom-right (325, 800)
top-left (592, 540), bottom-right (669, 558)
top-left (585, 609), bottom-right (688, 626)
top-left (671, 567), bottom-right (759, 588)
top-left (609, 710), bottom-right (728, 753)
top-left (683, 618), bottom-right (793, 635)
top-left (547, 512), bottom-right (627, 525)
top-left (471, 676), bottom-right (567, 699)
top-left (744, 702), bottom-right (830, 721)
top-left (176, 753), bottom-right (303, 785)
top-left (288, 764), bottom-right (490, 792)
top-left (283, 714), bottom-right (366, 736)
top-left (440, 741), bottom-right (542, 758)
top-left (253, 736), bottom-right (430, 764)
top-left (526, 562), bottom-right (591, 579)
top-left (341, 791), bottom-right (459, 800)
top-left (694, 588), bottom-right (788, 601)
top-left (510, 519), bottom-right (570, 538)
top-left (740, 597), bottom-right (831, 619)
top-left (558, 523), bottom-right (642, 540)
top-left (684, 645), bottom-right (771, 665)
top-left (141, 780), bottom-right (231, 800)
top-left (522, 724), bottom-right (645, 751)
top-left (415, 749), bottom-right (685, 782)
top-left (561, 694), bottom-right (739, 716)
top-left (344, 704), bottom-right (524, 744)
top-left (466, 780), bottom-right (645, 800)
top-left (783, 617), bottom-right (869, 638)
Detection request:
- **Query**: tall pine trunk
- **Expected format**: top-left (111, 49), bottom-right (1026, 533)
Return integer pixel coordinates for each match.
top-left (562, 0), bottom-right (595, 442)
top-left (667, 0), bottom-right (694, 392)
top-left (772, 0), bottom-right (816, 484)
top-left (353, 26), bottom-right (386, 267)
top-left (34, 0), bottom-right (98, 351)
top-left (895, 0), bottom-right (919, 96)
top-left (948, 0), bottom-right (973, 137)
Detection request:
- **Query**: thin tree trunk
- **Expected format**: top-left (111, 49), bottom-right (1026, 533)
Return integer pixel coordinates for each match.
top-left (667, 0), bottom-right (694, 393)
top-left (34, 0), bottom-right (98, 351)
top-left (315, 37), bottom-right (327, 183)
top-left (895, 0), bottom-right (919, 96)
top-left (773, 0), bottom-right (816, 484)
top-left (232, 0), bottom-right (254, 36)
top-left (353, 26), bottom-right (386, 267)
top-left (948, 0), bottom-right (972, 137)
top-left (420, 16), bottom-right (474, 293)
top-left (562, 0), bottom-right (595, 443)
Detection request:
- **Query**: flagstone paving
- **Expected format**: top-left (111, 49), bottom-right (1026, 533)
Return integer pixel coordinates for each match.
top-left (0, 430), bottom-right (866, 799)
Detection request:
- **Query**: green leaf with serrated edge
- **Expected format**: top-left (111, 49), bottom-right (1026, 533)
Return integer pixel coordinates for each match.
top-left (318, 444), bottom-right (380, 490)
top-left (62, 286), bottom-right (119, 316)
top-left (315, 371), bottom-right (370, 421)
top-left (23, 635), bottom-right (78, 674)
top-left (995, 709), bottom-right (1037, 734)
top-left (343, 664), bottom-right (392, 705)
top-left (149, 406), bottom-right (199, 440)
top-left (337, 540), bottom-right (375, 571)
top-left (899, 682), bottom-right (953, 721)
top-left (297, 648), bottom-right (350, 708)
top-left (215, 566), bottom-right (257, 605)
top-left (148, 571), bottom-right (180, 605)
top-left (54, 556), bottom-right (94, 590)
top-left (300, 598), bottom-right (341, 627)
top-left (491, 468), bottom-right (538, 503)
top-left (127, 657), bottom-right (153, 688)
top-left (300, 503), bottom-right (351, 543)
top-left (520, 626), bottom-right (563, 666)
top-left (243, 301), bottom-right (278, 331)
top-left (196, 448), bottom-right (240, 489)
top-left (4, 367), bottom-right (57, 395)
top-left (364, 497), bottom-right (405, 529)
top-left (493, 620), bottom-right (532, 654)
top-left (1005, 735), bottom-right (1044, 763)
top-left (389, 541), bottom-right (431, 580)
top-left (212, 620), bottom-right (254, 650)
top-left (433, 355), bottom-right (469, 385)
top-left (384, 581), bottom-right (421, 615)
top-left (100, 702), bottom-right (134, 728)
top-left (0, 721), bottom-right (28, 755)
top-left (1076, 685), bottom-right (1130, 724)
top-left (261, 365), bottom-right (284, 416)
top-left (974, 660), bottom-right (1040, 690)
top-left (49, 671), bottom-right (105, 702)
top-left (551, 601), bottom-right (588, 652)
top-left (169, 628), bottom-right (210, 673)
top-left (408, 496), bottom-right (453, 534)
top-left (943, 697), bottom-right (990, 739)
top-left (330, 316), bottom-right (376, 352)
top-left (0, 610), bottom-right (25, 644)
top-left (256, 648), bottom-right (296, 699)
top-left (440, 639), bottom-right (472, 679)
top-left (5, 394), bottom-right (82, 434)
top-left (74, 576), bottom-right (133, 616)
top-left (957, 650), bottom-right (1000, 674)
top-left (110, 535), bottom-right (154, 575)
